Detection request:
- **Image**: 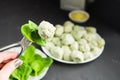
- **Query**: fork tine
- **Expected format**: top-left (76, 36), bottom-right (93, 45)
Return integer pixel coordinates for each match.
top-left (20, 37), bottom-right (32, 50)
top-left (0, 37), bottom-right (32, 57)
top-left (17, 37), bottom-right (32, 57)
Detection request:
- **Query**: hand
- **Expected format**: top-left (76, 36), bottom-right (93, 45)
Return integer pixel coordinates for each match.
top-left (0, 52), bottom-right (22, 80)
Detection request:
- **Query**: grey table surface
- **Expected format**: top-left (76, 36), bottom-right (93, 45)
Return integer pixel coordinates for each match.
top-left (0, 0), bottom-right (120, 80)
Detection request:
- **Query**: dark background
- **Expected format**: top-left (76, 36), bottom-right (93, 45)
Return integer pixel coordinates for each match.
top-left (87, 0), bottom-right (120, 32)
top-left (0, 0), bottom-right (120, 80)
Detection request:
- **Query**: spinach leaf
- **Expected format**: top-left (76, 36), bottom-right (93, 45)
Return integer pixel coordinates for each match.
top-left (28, 20), bottom-right (38, 31)
top-left (23, 45), bottom-right (36, 64)
top-left (10, 63), bottom-right (32, 80)
top-left (31, 60), bottom-right (45, 76)
top-left (30, 54), bottom-right (53, 76)
top-left (21, 20), bottom-right (46, 46)
top-left (10, 45), bottom-right (53, 80)
top-left (31, 30), bottom-right (46, 46)
top-left (21, 24), bottom-right (33, 41)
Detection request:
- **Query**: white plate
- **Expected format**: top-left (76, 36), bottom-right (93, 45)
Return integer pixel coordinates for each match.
top-left (4, 46), bottom-right (49, 80)
top-left (41, 46), bottom-right (104, 64)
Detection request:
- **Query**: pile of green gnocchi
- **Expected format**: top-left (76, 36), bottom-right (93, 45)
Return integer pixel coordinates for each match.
top-left (44, 21), bottom-right (105, 62)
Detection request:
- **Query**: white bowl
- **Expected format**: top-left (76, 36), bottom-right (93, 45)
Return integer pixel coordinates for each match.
top-left (69, 10), bottom-right (90, 23)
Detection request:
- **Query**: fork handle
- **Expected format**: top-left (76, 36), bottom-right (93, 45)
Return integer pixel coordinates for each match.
top-left (0, 42), bottom-right (20, 52)
top-left (16, 47), bottom-right (23, 58)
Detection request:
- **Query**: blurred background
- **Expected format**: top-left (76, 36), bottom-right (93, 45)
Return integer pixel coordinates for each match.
top-left (87, 0), bottom-right (120, 31)
top-left (0, 0), bottom-right (120, 80)
top-left (0, 0), bottom-right (120, 46)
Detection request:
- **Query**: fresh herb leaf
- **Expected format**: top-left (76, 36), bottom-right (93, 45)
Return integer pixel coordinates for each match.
top-left (21, 24), bottom-right (33, 41)
top-left (21, 20), bottom-right (46, 46)
top-left (10, 45), bottom-right (53, 80)
top-left (31, 30), bottom-right (46, 46)
top-left (28, 20), bottom-right (38, 31)
top-left (10, 63), bottom-right (32, 80)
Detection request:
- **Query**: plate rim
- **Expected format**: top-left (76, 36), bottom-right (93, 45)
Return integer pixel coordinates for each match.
top-left (41, 46), bottom-right (104, 64)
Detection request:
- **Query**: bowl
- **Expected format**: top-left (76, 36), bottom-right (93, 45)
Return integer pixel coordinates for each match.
top-left (41, 23), bottom-right (105, 64)
top-left (41, 46), bottom-right (104, 64)
top-left (69, 10), bottom-right (90, 23)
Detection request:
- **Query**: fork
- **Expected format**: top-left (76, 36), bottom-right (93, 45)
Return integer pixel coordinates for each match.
top-left (17, 37), bottom-right (32, 57)
top-left (0, 37), bottom-right (32, 57)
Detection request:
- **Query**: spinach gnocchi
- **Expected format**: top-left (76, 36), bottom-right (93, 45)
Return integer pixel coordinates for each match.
top-left (44, 21), bottom-right (105, 62)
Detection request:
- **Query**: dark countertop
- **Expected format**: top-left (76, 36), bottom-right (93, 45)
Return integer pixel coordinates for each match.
top-left (0, 0), bottom-right (120, 80)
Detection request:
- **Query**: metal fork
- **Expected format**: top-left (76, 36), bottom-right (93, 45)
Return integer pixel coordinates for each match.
top-left (0, 37), bottom-right (32, 57)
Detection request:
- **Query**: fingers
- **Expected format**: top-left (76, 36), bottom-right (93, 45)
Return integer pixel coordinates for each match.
top-left (0, 52), bottom-right (18, 63)
top-left (0, 59), bottom-right (22, 79)
top-left (0, 59), bottom-right (13, 69)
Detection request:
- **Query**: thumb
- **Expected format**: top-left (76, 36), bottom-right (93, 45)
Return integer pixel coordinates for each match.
top-left (0, 59), bottom-right (22, 79)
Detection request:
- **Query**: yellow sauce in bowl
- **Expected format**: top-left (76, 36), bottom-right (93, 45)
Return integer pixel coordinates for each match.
top-left (69, 10), bottom-right (89, 23)
top-left (71, 12), bottom-right (87, 21)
